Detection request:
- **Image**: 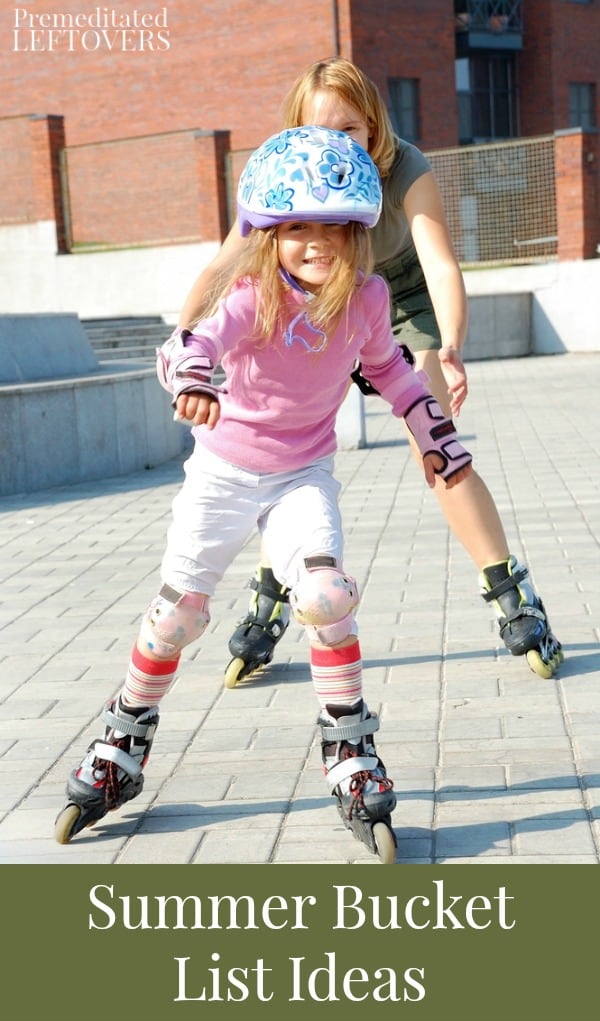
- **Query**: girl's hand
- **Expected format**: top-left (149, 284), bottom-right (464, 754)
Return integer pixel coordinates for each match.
top-left (175, 392), bottom-right (220, 429)
top-left (438, 346), bottom-right (468, 418)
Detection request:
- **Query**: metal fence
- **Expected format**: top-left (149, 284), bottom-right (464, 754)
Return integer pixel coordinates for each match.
top-left (428, 135), bottom-right (557, 266)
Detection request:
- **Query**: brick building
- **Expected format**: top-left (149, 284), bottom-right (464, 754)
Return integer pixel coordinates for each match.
top-left (1, 0), bottom-right (599, 255)
top-left (4, 1), bottom-right (599, 150)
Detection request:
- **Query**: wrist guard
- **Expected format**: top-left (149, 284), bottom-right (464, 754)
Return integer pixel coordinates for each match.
top-left (156, 327), bottom-right (225, 402)
top-left (404, 395), bottom-right (472, 482)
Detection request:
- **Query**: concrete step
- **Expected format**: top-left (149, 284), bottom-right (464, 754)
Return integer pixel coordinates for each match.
top-left (92, 345), bottom-right (157, 360)
top-left (85, 325), bottom-right (168, 340)
top-left (82, 315), bottom-right (166, 331)
top-left (82, 316), bottom-right (169, 351)
top-left (81, 315), bottom-right (226, 382)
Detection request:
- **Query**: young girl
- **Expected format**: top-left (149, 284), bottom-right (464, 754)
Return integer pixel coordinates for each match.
top-left (55, 126), bottom-right (472, 863)
top-left (179, 57), bottom-right (562, 684)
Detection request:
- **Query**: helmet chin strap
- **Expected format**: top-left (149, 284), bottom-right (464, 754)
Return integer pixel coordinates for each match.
top-left (278, 267), bottom-right (315, 301)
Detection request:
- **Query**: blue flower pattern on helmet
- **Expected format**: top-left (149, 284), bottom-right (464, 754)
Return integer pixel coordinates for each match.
top-left (264, 181), bottom-right (295, 213)
top-left (317, 150), bottom-right (353, 191)
top-left (237, 126), bottom-right (382, 235)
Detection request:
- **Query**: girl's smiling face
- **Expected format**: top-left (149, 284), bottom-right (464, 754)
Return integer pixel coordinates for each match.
top-left (277, 220), bottom-right (347, 293)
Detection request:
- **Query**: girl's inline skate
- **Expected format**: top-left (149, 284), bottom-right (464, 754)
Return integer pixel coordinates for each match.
top-left (54, 697), bottom-right (159, 844)
top-left (480, 556), bottom-right (563, 678)
top-left (224, 566), bottom-right (290, 687)
top-left (319, 700), bottom-right (397, 864)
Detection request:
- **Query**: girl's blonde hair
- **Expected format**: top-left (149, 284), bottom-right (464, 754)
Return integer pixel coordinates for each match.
top-left (213, 221), bottom-right (373, 343)
top-left (282, 57), bottom-right (397, 178)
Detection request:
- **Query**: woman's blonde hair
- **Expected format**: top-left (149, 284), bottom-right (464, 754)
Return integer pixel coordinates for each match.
top-left (213, 221), bottom-right (373, 343)
top-left (282, 57), bottom-right (397, 178)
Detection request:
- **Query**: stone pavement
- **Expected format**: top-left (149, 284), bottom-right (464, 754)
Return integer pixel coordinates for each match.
top-left (1, 353), bottom-right (599, 865)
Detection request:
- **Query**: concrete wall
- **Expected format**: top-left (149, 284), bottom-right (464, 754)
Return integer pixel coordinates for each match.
top-left (0, 312), bottom-right (99, 382)
top-left (464, 292), bottom-right (532, 361)
top-left (1, 366), bottom-right (191, 497)
top-left (464, 260), bottom-right (600, 355)
top-left (0, 313), bottom-right (191, 497)
top-left (0, 222), bottom-right (214, 321)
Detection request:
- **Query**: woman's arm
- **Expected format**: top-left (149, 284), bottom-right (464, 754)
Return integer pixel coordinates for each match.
top-left (404, 171), bottom-right (469, 415)
top-left (404, 170), bottom-right (468, 351)
top-left (177, 219), bottom-right (247, 327)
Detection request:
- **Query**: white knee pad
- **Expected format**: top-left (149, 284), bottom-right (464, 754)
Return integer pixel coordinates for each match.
top-left (140, 584), bottom-right (210, 658)
top-left (290, 556), bottom-right (359, 646)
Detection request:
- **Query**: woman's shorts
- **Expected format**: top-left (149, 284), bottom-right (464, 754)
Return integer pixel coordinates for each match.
top-left (379, 255), bottom-right (441, 352)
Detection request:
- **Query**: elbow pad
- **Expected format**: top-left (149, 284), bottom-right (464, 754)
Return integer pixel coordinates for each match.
top-left (404, 395), bottom-right (472, 482)
top-left (156, 327), bottom-right (224, 402)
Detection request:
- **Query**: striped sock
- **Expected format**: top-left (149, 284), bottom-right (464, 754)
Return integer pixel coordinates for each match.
top-left (121, 644), bottom-right (180, 708)
top-left (310, 640), bottom-right (363, 709)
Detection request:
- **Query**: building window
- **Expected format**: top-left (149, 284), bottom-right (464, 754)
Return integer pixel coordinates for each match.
top-left (455, 52), bottom-right (518, 143)
top-left (387, 78), bottom-right (420, 141)
top-left (569, 83), bottom-right (596, 128)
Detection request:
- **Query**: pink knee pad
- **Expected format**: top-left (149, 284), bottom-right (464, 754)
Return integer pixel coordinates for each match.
top-left (140, 584), bottom-right (210, 658)
top-left (291, 557), bottom-right (359, 646)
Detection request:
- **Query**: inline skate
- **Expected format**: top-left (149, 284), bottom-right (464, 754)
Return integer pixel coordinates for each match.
top-left (319, 700), bottom-right (397, 864)
top-left (224, 566), bottom-right (290, 688)
top-left (480, 556), bottom-right (563, 679)
top-left (54, 697), bottom-right (159, 844)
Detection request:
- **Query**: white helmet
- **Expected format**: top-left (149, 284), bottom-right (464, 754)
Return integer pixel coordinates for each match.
top-left (237, 126), bottom-right (382, 237)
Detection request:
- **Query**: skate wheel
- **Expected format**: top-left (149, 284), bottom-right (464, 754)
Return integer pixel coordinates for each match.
top-left (54, 803), bottom-right (83, 845)
top-left (224, 657), bottom-right (245, 689)
top-left (372, 821), bottom-right (397, 864)
top-left (526, 648), bottom-right (554, 679)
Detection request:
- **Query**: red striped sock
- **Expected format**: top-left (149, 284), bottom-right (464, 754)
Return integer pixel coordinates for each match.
top-left (310, 640), bottom-right (363, 709)
top-left (121, 644), bottom-right (180, 708)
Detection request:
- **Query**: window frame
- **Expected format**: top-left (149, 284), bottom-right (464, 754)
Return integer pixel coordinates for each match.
top-left (387, 77), bottom-right (421, 142)
top-left (568, 81), bottom-right (596, 129)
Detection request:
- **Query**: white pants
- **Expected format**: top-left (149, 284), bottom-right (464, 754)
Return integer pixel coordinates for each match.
top-left (161, 447), bottom-right (345, 597)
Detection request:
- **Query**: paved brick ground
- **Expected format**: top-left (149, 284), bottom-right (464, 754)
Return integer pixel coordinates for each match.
top-left (1, 354), bottom-right (599, 864)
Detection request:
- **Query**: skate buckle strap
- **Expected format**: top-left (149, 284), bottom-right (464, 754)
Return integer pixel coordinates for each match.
top-left (325, 755), bottom-right (380, 790)
top-left (320, 715), bottom-right (380, 743)
top-left (249, 576), bottom-right (290, 603)
top-left (499, 605), bottom-right (546, 628)
top-left (102, 705), bottom-right (156, 739)
top-left (92, 741), bottom-right (143, 779)
top-left (482, 565), bottom-right (528, 602)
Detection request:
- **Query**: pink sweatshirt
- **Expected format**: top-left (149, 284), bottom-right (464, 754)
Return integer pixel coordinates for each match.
top-left (160, 274), bottom-right (430, 473)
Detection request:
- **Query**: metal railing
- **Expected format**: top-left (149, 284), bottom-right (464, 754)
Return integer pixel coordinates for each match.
top-left (455, 0), bottom-right (523, 33)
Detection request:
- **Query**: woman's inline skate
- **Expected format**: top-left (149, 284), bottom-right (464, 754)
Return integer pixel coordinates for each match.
top-left (319, 700), bottom-right (397, 864)
top-left (480, 556), bottom-right (563, 678)
top-left (54, 697), bottom-right (159, 844)
top-left (224, 566), bottom-right (291, 687)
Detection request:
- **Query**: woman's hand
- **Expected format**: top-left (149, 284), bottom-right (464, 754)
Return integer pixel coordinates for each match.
top-left (438, 346), bottom-right (468, 417)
